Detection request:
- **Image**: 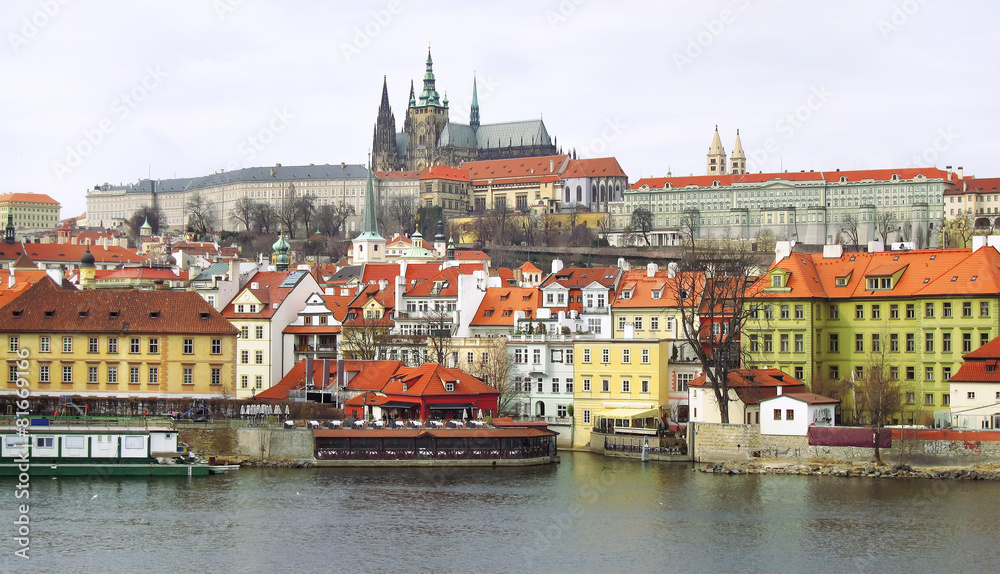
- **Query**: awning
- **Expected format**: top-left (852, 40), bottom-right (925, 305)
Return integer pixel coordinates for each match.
top-left (428, 403), bottom-right (476, 410)
top-left (378, 401), bottom-right (420, 409)
top-left (597, 407), bottom-right (659, 419)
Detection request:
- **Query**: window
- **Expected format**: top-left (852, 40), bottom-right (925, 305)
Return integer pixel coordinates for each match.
top-left (130, 338), bottom-right (141, 354)
top-left (855, 334), bottom-right (864, 353)
top-left (240, 374), bottom-right (248, 389)
top-left (641, 349), bottom-right (649, 364)
top-left (871, 333), bottom-right (880, 353)
top-left (148, 338), bottom-right (159, 354)
top-left (106, 366), bottom-right (116, 384)
top-left (786, 409), bottom-right (794, 421)
top-left (794, 366), bottom-right (804, 379)
top-left (533, 349), bottom-right (541, 364)
top-left (7, 365), bottom-right (16, 382)
top-left (149, 367), bottom-right (159, 384)
top-left (40, 336), bottom-right (50, 353)
top-left (241, 326), bottom-right (249, 339)
top-left (829, 305), bottom-right (839, 319)
top-left (763, 335), bottom-right (773, 353)
top-left (780, 334), bottom-right (789, 353)
top-left (601, 379), bottom-right (610, 392)
top-left (794, 305), bottom-right (804, 319)
top-left (62, 336), bottom-right (73, 353)
top-left (871, 305), bottom-right (880, 320)
top-left (906, 304), bottom-right (915, 319)
top-left (255, 351), bottom-right (264, 364)
top-left (925, 333), bottom-right (934, 353)
top-left (780, 305), bottom-right (789, 320)
top-left (943, 302), bottom-right (952, 318)
top-left (890, 333), bottom-right (899, 352)
top-left (129, 367), bottom-right (140, 384)
top-left (183, 368), bottom-right (193, 385)
top-left (551, 382), bottom-right (560, 393)
top-left (85, 337), bottom-right (97, 353)
top-left (906, 392), bottom-right (915, 404)
top-left (183, 339), bottom-right (194, 354)
top-left (633, 316), bottom-right (643, 331)
top-left (855, 305), bottom-right (864, 319)
top-left (829, 334), bottom-right (839, 353)
top-left (583, 410), bottom-right (591, 424)
top-left (925, 367), bottom-right (934, 381)
top-left (7, 336), bottom-right (18, 353)
top-left (963, 332), bottom-right (972, 353)
top-left (925, 303), bottom-right (934, 318)
top-left (601, 348), bottom-right (610, 364)
top-left (943, 366), bottom-right (952, 380)
top-left (211, 339), bottom-right (222, 354)
top-left (906, 333), bottom-right (915, 352)
top-left (566, 349), bottom-right (573, 363)
top-left (983, 333), bottom-right (991, 348)
top-left (618, 316), bottom-right (627, 331)
top-left (829, 365), bottom-right (839, 380)
top-left (583, 378), bottom-right (591, 392)
top-left (650, 316), bottom-right (659, 330)
top-left (550, 349), bottom-right (563, 363)
top-left (890, 304), bottom-right (899, 319)
top-left (211, 368), bottom-right (222, 385)
top-left (981, 301), bottom-right (990, 318)
top-left (87, 366), bottom-right (98, 383)
top-left (40, 365), bottom-right (50, 383)
top-left (963, 301), bottom-right (973, 318)
top-left (677, 373), bottom-right (693, 392)
top-left (254, 375), bottom-right (262, 389)
top-left (255, 326), bottom-right (264, 339)
top-left (924, 393), bottom-right (934, 405)
top-left (942, 394), bottom-right (950, 406)
top-left (467, 352), bottom-right (474, 365)
top-left (771, 275), bottom-right (782, 287)
top-left (942, 333), bottom-right (952, 353)
top-left (566, 378), bottom-right (574, 392)
top-left (641, 379), bottom-right (650, 393)
top-left (622, 349), bottom-right (630, 364)
top-left (906, 366), bottom-right (915, 380)
top-left (106, 337), bottom-right (117, 354)
top-left (514, 349), bottom-right (526, 364)
top-left (557, 404), bottom-right (568, 418)
top-left (773, 409), bottom-right (782, 421)
top-left (794, 334), bottom-right (804, 353)
top-left (240, 350), bottom-right (249, 364)
top-left (750, 335), bottom-right (760, 353)
top-left (621, 379), bottom-right (631, 393)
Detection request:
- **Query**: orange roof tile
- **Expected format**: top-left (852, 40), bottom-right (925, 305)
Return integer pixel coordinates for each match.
top-left (471, 287), bottom-right (540, 326)
top-left (0, 192), bottom-right (60, 205)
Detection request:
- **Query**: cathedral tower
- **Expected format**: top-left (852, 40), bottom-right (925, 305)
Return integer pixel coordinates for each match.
top-left (406, 47), bottom-right (450, 170)
top-left (730, 129), bottom-right (746, 175)
top-left (707, 125), bottom-right (727, 176)
top-left (372, 76), bottom-right (400, 172)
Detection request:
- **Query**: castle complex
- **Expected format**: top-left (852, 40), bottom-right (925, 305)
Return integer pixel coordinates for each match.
top-left (371, 48), bottom-right (558, 172)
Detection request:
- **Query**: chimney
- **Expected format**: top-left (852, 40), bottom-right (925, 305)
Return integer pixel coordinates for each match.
top-left (46, 268), bottom-right (62, 286)
top-left (946, 165), bottom-right (952, 181)
top-left (777, 385), bottom-right (783, 396)
top-left (305, 359), bottom-right (314, 389)
top-left (957, 166), bottom-right (964, 179)
top-left (549, 159), bottom-right (555, 173)
top-left (341, 162), bottom-right (346, 169)
top-left (646, 263), bottom-right (658, 277)
top-left (551, 259), bottom-right (564, 274)
top-left (322, 358), bottom-right (331, 389)
top-left (667, 262), bottom-right (678, 278)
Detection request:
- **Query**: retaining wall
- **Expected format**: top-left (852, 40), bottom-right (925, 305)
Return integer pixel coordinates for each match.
top-left (691, 423), bottom-right (1000, 466)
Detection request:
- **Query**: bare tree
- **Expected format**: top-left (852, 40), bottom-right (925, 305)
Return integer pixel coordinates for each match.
top-left (837, 214), bottom-right (860, 249)
top-left (125, 205), bottom-right (167, 244)
top-left (381, 194), bottom-right (420, 236)
top-left (231, 197), bottom-right (256, 232)
top-left (679, 210), bottom-right (699, 254)
top-left (671, 238), bottom-right (767, 424)
top-left (944, 209), bottom-right (975, 248)
top-left (185, 192), bottom-right (215, 240)
top-left (339, 316), bottom-right (395, 361)
top-left (467, 336), bottom-right (524, 417)
top-left (875, 211), bottom-right (899, 244)
top-left (316, 202), bottom-right (355, 238)
top-left (250, 202), bottom-right (278, 235)
top-left (854, 342), bottom-right (903, 465)
top-left (754, 228), bottom-right (777, 254)
top-left (629, 207), bottom-right (653, 246)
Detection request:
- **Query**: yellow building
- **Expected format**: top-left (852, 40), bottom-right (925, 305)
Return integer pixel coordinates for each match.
top-left (0, 278), bottom-right (238, 398)
top-left (0, 193), bottom-right (61, 231)
top-left (571, 338), bottom-right (671, 448)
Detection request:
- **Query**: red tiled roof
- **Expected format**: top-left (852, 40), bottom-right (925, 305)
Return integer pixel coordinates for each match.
top-left (761, 392), bottom-right (840, 405)
top-left (0, 243), bottom-right (146, 265)
top-left (359, 263), bottom-right (400, 285)
top-left (471, 286), bottom-right (540, 326)
top-left (463, 155), bottom-right (568, 183)
top-left (541, 266), bottom-right (620, 289)
top-left (221, 270), bottom-right (302, 319)
top-left (0, 277), bottom-right (237, 334)
top-left (519, 262), bottom-right (542, 274)
top-left (0, 192), bottom-right (60, 205)
top-left (454, 250), bottom-right (491, 261)
top-left (560, 157), bottom-right (627, 179)
top-left (418, 165), bottom-right (470, 181)
top-left (632, 167), bottom-right (951, 190)
top-left (690, 368), bottom-right (806, 405)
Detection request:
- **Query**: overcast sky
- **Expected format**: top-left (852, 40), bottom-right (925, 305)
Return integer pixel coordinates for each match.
top-left (2, 0), bottom-right (996, 219)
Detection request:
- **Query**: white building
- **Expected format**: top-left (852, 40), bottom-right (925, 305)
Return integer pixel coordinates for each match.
top-left (759, 393), bottom-right (839, 436)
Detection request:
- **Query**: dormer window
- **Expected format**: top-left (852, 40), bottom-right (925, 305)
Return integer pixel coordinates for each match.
top-left (402, 382), bottom-right (408, 392)
top-left (651, 290), bottom-right (662, 300)
top-left (445, 382), bottom-right (455, 392)
top-left (502, 310), bottom-right (512, 317)
top-left (771, 275), bottom-right (783, 288)
top-left (620, 290), bottom-right (632, 300)
top-left (484, 309), bottom-right (494, 317)
top-left (866, 277), bottom-right (892, 290)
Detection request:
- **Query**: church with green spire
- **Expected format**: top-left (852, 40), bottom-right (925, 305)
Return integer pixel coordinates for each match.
top-left (352, 158), bottom-right (386, 264)
top-left (372, 46), bottom-right (558, 172)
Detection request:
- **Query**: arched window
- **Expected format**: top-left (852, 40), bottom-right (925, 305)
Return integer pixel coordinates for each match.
top-left (564, 185), bottom-right (571, 202)
top-left (576, 186), bottom-right (582, 202)
top-left (592, 185), bottom-right (598, 203)
top-left (840, 176), bottom-right (847, 183)
top-left (600, 183), bottom-right (606, 203)
top-left (615, 183), bottom-right (621, 200)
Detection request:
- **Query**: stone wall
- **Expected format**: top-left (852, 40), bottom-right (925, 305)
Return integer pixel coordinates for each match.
top-left (691, 423), bottom-right (1000, 466)
top-left (235, 428), bottom-right (315, 461)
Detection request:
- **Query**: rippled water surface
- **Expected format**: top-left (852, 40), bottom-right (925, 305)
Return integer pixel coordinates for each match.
top-left (4, 452), bottom-right (999, 573)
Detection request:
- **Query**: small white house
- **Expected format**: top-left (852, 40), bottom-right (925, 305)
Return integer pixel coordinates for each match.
top-left (949, 335), bottom-right (1000, 429)
top-left (759, 393), bottom-right (839, 436)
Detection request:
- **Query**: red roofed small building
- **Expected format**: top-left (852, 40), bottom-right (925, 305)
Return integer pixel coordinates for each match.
top-left (759, 392), bottom-right (839, 436)
top-left (948, 335), bottom-right (1000, 429)
top-left (469, 286), bottom-right (541, 337)
top-left (688, 368), bottom-right (807, 425)
top-left (418, 164), bottom-right (471, 218)
top-left (342, 363), bottom-right (500, 421)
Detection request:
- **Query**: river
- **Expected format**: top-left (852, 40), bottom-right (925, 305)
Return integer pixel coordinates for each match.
top-left (4, 452), bottom-right (997, 573)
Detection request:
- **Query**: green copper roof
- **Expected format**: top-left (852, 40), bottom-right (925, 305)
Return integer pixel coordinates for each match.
top-left (358, 163), bottom-right (383, 242)
top-left (418, 48), bottom-right (441, 106)
top-left (470, 75), bottom-right (480, 130)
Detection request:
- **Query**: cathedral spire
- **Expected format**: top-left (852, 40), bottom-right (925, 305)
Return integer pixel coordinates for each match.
top-left (418, 45), bottom-right (441, 106)
top-left (362, 157), bottom-right (381, 239)
top-left (730, 129), bottom-right (746, 175)
top-left (408, 79), bottom-right (416, 108)
top-left (706, 125), bottom-right (727, 176)
top-left (372, 76), bottom-right (399, 171)
top-left (470, 74), bottom-right (480, 131)
top-left (352, 156), bottom-right (386, 264)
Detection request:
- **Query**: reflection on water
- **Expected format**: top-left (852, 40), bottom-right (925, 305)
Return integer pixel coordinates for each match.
top-left (5, 452), bottom-right (998, 574)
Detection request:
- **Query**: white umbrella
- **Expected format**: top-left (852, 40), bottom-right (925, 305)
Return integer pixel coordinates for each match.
top-left (477, 409), bottom-right (484, 421)
top-left (462, 409), bottom-right (468, 421)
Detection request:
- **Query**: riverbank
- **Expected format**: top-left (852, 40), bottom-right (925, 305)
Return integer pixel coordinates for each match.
top-left (701, 459), bottom-right (1000, 480)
